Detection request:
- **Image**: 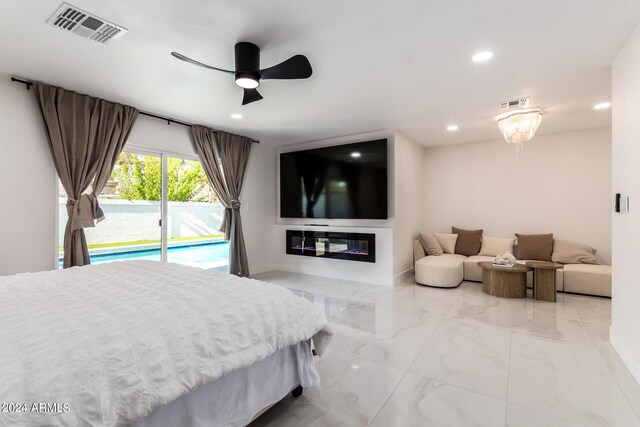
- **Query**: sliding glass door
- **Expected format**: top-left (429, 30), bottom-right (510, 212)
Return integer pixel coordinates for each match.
top-left (57, 150), bottom-right (228, 270)
top-left (166, 157), bottom-right (227, 269)
top-left (58, 151), bottom-right (162, 266)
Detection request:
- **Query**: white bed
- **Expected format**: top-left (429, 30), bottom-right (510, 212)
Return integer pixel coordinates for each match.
top-left (0, 261), bottom-right (331, 426)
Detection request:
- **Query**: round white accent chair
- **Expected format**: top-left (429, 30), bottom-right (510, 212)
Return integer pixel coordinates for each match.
top-left (415, 254), bottom-right (466, 288)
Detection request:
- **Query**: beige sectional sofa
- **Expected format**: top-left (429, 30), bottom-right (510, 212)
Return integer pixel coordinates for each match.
top-left (413, 240), bottom-right (612, 297)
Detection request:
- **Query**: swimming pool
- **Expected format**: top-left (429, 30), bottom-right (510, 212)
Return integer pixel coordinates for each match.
top-left (59, 241), bottom-right (229, 270)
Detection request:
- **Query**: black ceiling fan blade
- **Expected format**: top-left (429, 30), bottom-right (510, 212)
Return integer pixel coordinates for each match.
top-left (259, 55), bottom-right (313, 80)
top-left (242, 88), bottom-right (263, 105)
top-left (171, 52), bottom-right (235, 75)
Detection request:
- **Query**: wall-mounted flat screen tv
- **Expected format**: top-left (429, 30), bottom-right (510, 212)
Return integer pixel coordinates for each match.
top-left (280, 139), bottom-right (388, 219)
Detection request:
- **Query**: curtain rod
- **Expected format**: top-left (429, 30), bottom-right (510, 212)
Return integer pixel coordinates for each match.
top-left (10, 77), bottom-right (259, 144)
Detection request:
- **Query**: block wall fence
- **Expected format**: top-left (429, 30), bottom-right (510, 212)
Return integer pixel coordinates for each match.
top-left (58, 199), bottom-right (225, 245)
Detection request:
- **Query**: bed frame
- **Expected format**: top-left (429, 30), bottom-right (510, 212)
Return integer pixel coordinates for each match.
top-left (247, 339), bottom-right (317, 423)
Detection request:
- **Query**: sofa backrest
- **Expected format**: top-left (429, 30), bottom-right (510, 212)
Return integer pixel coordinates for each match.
top-left (413, 239), bottom-right (519, 262)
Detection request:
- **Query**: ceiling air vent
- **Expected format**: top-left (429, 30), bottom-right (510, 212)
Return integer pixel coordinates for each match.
top-left (46, 3), bottom-right (127, 44)
top-left (500, 97), bottom-right (530, 111)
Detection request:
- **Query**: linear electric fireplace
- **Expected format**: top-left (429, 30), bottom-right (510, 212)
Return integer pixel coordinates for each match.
top-left (286, 230), bottom-right (375, 263)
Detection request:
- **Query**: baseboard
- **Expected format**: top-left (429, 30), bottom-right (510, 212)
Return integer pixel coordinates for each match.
top-left (610, 326), bottom-right (640, 386)
top-left (395, 266), bottom-right (414, 277)
top-left (270, 262), bottom-right (394, 286)
top-left (394, 266), bottom-right (414, 284)
top-left (249, 263), bottom-right (276, 276)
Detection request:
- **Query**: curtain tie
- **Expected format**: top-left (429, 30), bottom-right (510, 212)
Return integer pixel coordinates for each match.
top-left (66, 194), bottom-right (105, 232)
top-left (230, 199), bottom-right (241, 210)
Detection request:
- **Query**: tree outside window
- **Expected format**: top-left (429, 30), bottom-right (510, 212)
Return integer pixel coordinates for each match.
top-left (110, 153), bottom-right (218, 203)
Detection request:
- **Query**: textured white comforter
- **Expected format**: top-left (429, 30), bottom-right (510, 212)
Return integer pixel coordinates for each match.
top-left (0, 261), bottom-right (331, 427)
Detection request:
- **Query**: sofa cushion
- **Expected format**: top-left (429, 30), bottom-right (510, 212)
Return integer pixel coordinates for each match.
top-left (562, 264), bottom-right (611, 297)
top-left (415, 254), bottom-right (465, 288)
top-left (452, 227), bottom-right (483, 256)
top-left (479, 236), bottom-right (516, 257)
top-left (464, 255), bottom-right (494, 282)
top-left (515, 233), bottom-right (553, 261)
top-left (413, 240), bottom-right (427, 264)
top-left (551, 239), bottom-right (597, 265)
top-left (419, 232), bottom-right (443, 256)
top-left (435, 233), bottom-right (458, 254)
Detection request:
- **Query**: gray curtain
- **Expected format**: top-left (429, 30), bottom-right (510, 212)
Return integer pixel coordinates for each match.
top-left (191, 125), bottom-right (252, 277)
top-left (33, 83), bottom-right (139, 268)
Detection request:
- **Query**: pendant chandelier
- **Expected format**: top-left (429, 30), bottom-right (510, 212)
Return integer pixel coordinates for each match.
top-left (496, 108), bottom-right (543, 158)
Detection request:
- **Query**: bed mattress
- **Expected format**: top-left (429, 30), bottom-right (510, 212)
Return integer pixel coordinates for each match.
top-left (0, 261), bottom-right (331, 426)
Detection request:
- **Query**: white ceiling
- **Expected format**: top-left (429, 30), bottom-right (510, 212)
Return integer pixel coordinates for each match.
top-left (1, 0), bottom-right (639, 146)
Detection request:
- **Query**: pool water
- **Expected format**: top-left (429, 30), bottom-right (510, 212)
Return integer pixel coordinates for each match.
top-left (167, 242), bottom-right (229, 269)
top-left (59, 242), bottom-right (229, 270)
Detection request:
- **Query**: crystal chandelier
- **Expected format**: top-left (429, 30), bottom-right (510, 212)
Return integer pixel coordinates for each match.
top-left (496, 108), bottom-right (543, 158)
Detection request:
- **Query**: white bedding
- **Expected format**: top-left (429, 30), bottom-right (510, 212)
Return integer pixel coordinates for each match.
top-left (0, 261), bottom-right (331, 427)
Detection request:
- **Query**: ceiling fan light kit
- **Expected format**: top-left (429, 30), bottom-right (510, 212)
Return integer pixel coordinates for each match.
top-left (235, 73), bottom-right (260, 89)
top-left (172, 41), bottom-right (312, 105)
top-left (234, 42), bottom-right (261, 88)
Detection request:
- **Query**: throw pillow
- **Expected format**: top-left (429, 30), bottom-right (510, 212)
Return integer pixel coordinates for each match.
top-left (515, 233), bottom-right (554, 261)
top-left (552, 239), bottom-right (597, 264)
top-left (435, 233), bottom-right (458, 254)
top-left (419, 232), bottom-right (444, 256)
top-left (452, 227), bottom-right (483, 256)
top-left (479, 236), bottom-right (516, 257)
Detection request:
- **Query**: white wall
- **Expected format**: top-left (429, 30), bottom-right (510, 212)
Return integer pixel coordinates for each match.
top-left (393, 131), bottom-right (425, 275)
top-left (0, 74), bottom-right (57, 275)
top-left (272, 130), bottom-right (425, 283)
top-left (423, 128), bottom-right (612, 264)
top-left (611, 22), bottom-right (640, 384)
top-left (0, 76), bottom-right (276, 276)
top-left (272, 225), bottom-right (394, 286)
top-left (273, 130), bottom-right (397, 285)
top-left (241, 142), bottom-right (276, 275)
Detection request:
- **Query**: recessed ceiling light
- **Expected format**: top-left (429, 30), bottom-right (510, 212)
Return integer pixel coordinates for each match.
top-left (593, 102), bottom-right (611, 110)
top-left (472, 51), bottom-right (494, 62)
top-left (231, 113), bottom-right (243, 119)
top-left (447, 125), bottom-right (459, 132)
top-left (351, 152), bottom-right (362, 158)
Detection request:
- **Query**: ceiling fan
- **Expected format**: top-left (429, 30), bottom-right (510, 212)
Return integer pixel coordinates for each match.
top-left (171, 42), bottom-right (313, 105)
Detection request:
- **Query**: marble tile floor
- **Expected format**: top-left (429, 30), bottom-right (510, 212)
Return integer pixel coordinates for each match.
top-left (250, 270), bottom-right (640, 427)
